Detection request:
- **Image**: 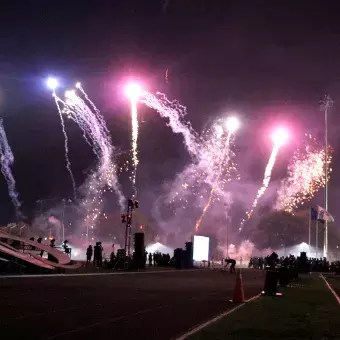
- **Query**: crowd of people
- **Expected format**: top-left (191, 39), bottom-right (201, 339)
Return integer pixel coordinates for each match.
top-left (308, 258), bottom-right (340, 272)
top-left (148, 252), bottom-right (171, 266)
top-left (85, 243), bottom-right (172, 269)
top-left (69, 240), bottom-right (340, 274)
top-left (249, 255), bottom-right (340, 273)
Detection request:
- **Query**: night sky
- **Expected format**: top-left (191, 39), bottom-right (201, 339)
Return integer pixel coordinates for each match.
top-left (0, 1), bottom-right (340, 227)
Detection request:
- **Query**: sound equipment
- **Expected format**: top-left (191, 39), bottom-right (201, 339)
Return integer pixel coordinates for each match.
top-left (299, 252), bottom-right (308, 273)
top-left (134, 233), bottom-right (145, 269)
top-left (174, 248), bottom-right (183, 269)
top-left (184, 242), bottom-right (193, 268)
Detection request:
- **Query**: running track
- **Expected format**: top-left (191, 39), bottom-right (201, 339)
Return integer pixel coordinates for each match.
top-left (0, 269), bottom-right (265, 339)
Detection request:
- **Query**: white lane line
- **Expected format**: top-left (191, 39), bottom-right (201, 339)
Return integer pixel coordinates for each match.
top-left (174, 294), bottom-right (261, 340)
top-left (44, 304), bottom-right (169, 339)
top-left (44, 315), bottom-right (125, 339)
top-left (320, 274), bottom-right (340, 305)
top-left (0, 269), bottom-right (203, 279)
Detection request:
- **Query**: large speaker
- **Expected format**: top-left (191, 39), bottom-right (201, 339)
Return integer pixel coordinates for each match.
top-left (134, 233), bottom-right (144, 253)
top-left (299, 252), bottom-right (308, 273)
top-left (263, 269), bottom-right (278, 295)
top-left (115, 248), bottom-right (126, 270)
top-left (185, 242), bottom-right (193, 256)
top-left (174, 248), bottom-right (183, 269)
top-left (134, 233), bottom-right (145, 269)
top-left (184, 242), bottom-right (193, 269)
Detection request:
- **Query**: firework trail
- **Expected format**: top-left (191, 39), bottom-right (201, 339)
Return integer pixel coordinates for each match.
top-left (125, 83), bottom-right (141, 198)
top-left (52, 92), bottom-right (77, 199)
top-left (0, 119), bottom-right (22, 215)
top-left (75, 82), bottom-right (109, 135)
top-left (130, 96), bottom-right (139, 197)
top-left (140, 92), bottom-right (200, 158)
top-left (275, 134), bottom-right (332, 212)
top-left (240, 128), bottom-right (288, 229)
top-left (246, 143), bottom-right (280, 220)
top-left (195, 132), bottom-right (232, 231)
top-left (194, 188), bottom-right (214, 231)
top-left (54, 88), bottom-right (125, 230)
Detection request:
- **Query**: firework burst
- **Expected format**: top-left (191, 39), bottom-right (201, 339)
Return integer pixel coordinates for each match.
top-left (162, 119), bottom-right (239, 230)
top-left (275, 133), bottom-right (332, 213)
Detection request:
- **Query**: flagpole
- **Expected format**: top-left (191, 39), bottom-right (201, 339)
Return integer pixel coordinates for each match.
top-left (325, 101), bottom-right (328, 258)
top-left (323, 96), bottom-right (332, 258)
top-left (308, 206), bottom-right (311, 253)
top-left (316, 220), bottom-right (318, 258)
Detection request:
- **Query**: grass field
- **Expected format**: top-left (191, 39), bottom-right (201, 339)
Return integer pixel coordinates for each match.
top-left (324, 275), bottom-right (340, 299)
top-left (188, 274), bottom-right (340, 340)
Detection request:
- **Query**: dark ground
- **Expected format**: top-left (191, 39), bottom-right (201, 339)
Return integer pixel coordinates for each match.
top-left (0, 269), bottom-right (264, 340)
top-left (324, 275), bottom-right (340, 299)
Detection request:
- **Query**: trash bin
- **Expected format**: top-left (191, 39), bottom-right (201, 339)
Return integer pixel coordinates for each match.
top-left (263, 268), bottom-right (278, 295)
top-left (279, 267), bottom-right (290, 287)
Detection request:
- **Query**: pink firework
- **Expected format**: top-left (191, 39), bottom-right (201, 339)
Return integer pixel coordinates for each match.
top-left (244, 127), bottom-right (289, 222)
top-left (275, 134), bottom-right (332, 212)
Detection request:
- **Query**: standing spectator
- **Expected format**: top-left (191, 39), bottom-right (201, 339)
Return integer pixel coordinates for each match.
top-left (148, 253), bottom-right (153, 267)
top-left (50, 238), bottom-right (55, 248)
top-left (48, 238), bottom-right (57, 263)
top-left (37, 237), bottom-right (44, 257)
top-left (86, 245), bottom-right (93, 264)
top-left (93, 242), bottom-right (103, 267)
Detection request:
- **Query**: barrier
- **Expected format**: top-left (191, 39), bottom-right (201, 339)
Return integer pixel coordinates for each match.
top-left (0, 244), bottom-right (55, 270)
top-left (0, 231), bottom-right (71, 264)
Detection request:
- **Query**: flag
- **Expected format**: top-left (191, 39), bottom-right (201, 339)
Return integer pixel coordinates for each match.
top-left (310, 207), bottom-right (318, 220)
top-left (317, 205), bottom-right (335, 223)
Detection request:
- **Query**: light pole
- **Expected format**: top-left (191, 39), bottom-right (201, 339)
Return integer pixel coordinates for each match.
top-left (62, 199), bottom-right (66, 242)
top-left (226, 215), bottom-right (231, 258)
top-left (308, 206), bottom-right (311, 254)
top-left (86, 220), bottom-right (89, 246)
top-left (322, 95), bottom-right (333, 258)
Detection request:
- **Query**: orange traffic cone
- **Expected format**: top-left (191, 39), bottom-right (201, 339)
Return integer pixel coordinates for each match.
top-left (232, 269), bottom-right (245, 303)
